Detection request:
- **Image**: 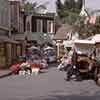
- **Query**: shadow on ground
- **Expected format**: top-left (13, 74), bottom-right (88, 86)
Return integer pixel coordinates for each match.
top-left (30, 94), bottom-right (100, 100)
top-left (0, 72), bottom-right (12, 79)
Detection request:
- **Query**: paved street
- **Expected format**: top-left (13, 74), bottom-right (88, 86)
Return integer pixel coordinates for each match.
top-left (0, 65), bottom-right (100, 100)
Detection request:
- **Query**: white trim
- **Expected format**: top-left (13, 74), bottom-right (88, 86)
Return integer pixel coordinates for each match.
top-left (36, 19), bottom-right (43, 32)
top-left (47, 20), bottom-right (53, 33)
top-left (74, 40), bottom-right (95, 44)
top-left (25, 15), bottom-right (32, 32)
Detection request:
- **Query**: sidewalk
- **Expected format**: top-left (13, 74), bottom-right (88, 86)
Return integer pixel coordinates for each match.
top-left (0, 70), bottom-right (11, 77)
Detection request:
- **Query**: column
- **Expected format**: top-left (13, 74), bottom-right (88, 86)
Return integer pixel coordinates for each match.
top-left (51, 21), bottom-right (53, 33)
top-left (6, 43), bottom-right (12, 66)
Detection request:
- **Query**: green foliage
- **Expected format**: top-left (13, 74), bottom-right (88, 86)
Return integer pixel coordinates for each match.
top-left (24, 2), bottom-right (47, 13)
top-left (56, 0), bottom-right (63, 10)
top-left (24, 2), bottom-right (37, 12)
top-left (56, 0), bottom-right (100, 38)
top-left (75, 16), bottom-right (100, 38)
top-left (56, 0), bottom-right (82, 24)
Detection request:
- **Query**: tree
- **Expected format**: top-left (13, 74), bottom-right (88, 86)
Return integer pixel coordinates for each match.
top-left (56, 0), bottom-right (64, 17)
top-left (56, 0), bottom-right (82, 24)
top-left (74, 16), bottom-right (100, 39)
top-left (24, 1), bottom-right (47, 13)
top-left (24, 2), bottom-right (37, 12)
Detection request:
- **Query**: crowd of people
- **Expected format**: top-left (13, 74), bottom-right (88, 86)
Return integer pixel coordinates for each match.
top-left (57, 46), bottom-right (98, 81)
top-left (9, 43), bottom-right (99, 82)
top-left (10, 44), bottom-right (57, 76)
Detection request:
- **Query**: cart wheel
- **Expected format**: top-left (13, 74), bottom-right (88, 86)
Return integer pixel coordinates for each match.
top-left (94, 67), bottom-right (98, 81)
top-left (96, 76), bottom-right (100, 86)
top-left (94, 71), bottom-right (100, 86)
top-left (93, 68), bottom-right (100, 86)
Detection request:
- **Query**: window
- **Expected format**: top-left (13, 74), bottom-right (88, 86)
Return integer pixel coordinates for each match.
top-left (31, 17), bottom-right (36, 32)
top-left (47, 20), bottom-right (54, 33)
top-left (43, 20), bottom-right (47, 33)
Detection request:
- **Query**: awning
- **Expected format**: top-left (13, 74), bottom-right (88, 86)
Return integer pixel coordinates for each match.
top-left (11, 32), bottom-right (53, 44)
top-left (0, 36), bottom-right (19, 44)
top-left (63, 40), bottom-right (74, 47)
top-left (26, 32), bottom-right (53, 44)
top-left (92, 34), bottom-right (100, 43)
top-left (74, 40), bottom-right (95, 45)
top-left (54, 24), bottom-right (73, 40)
top-left (11, 33), bottom-right (26, 41)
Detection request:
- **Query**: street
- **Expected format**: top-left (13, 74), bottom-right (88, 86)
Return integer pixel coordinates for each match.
top-left (0, 64), bottom-right (100, 100)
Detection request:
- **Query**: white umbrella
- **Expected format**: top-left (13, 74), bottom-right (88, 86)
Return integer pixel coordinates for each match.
top-left (28, 46), bottom-right (39, 50)
top-left (44, 46), bottom-right (54, 51)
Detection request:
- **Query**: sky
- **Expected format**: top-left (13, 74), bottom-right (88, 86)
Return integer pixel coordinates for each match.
top-left (26, 0), bottom-right (100, 13)
top-left (85, 0), bottom-right (100, 10)
top-left (26, 0), bottom-right (57, 13)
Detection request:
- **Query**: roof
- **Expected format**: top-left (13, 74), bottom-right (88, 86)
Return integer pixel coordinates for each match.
top-left (74, 34), bottom-right (100, 45)
top-left (25, 32), bottom-right (53, 44)
top-left (91, 34), bottom-right (100, 42)
top-left (74, 40), bottom-right (95, 45)
top-left (54, 24), bottom-right (73, 40)
top-left (24, 12), bottom-right (55, 19)
top-left (0, 36), bottom-right (19, 43)
top-left (8, 0), bottom-right (20, 1)
top-left (12, 32), bottom-right (53, 44)
top-left (11, 33), bottom-right (26, 41)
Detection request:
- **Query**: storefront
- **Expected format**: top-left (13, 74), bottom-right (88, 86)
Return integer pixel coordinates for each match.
top-left (11, 33), bottom-right (26, 57)
top-left (0, 42), bottom-right (6, 68)
top-left (0, 37), bottom-right (21, 69)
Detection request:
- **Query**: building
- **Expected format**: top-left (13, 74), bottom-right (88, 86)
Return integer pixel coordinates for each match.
top-left (9, 0), bottom-right (24, 33)
top-left (9, 0), bottom-right (26, 57)
top-left (0, 0), bottom-right (26, 69)
top-left (0, 0), bottom-right (11, 68)
top-left (0, 0), bottom-right (10, 36)
top-left (0, 0), bottom-right (21, 68)
top-left (24, 12), bottom-right (56, 45)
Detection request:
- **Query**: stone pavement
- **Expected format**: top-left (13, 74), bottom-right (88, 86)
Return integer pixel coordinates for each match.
top-left (0, 67), bottom-right (100, 100)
